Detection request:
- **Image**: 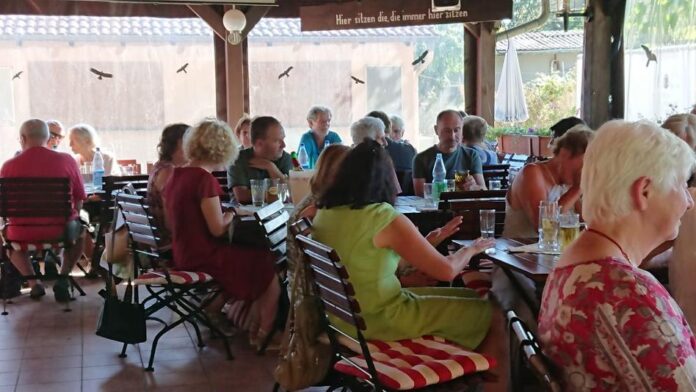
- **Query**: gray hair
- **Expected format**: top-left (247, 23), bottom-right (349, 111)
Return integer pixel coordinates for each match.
top-left (390, 115), bottom-right (405, 130)
top-left (461, 116), bottom-right (489, 143)
top-left (307, 105), bottom-right (332, 122)
top-left (69, 123), bottom-right (99, 148)
top-left (20, 119), bottom-right (49, 142)
top-left (350, 117), bottom-right (385, 145)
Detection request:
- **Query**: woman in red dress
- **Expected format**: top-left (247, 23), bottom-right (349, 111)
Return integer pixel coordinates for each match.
top-left (538, 120), bottom-right (696, 391)
top-left (163, 118), bottom-right (278, 342)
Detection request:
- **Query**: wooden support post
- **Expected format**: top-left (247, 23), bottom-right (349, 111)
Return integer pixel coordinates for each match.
top-left (464, 22), bottom-right (496, 125)
top-left (582, 0), bottom-right (626, 128)
top-left (225, 39), bottom-right (249, 125)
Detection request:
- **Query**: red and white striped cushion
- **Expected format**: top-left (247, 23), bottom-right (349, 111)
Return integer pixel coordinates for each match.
top-left (459, 270), bottom-right (493, 298)
top-left (334, 335), bottom-right (496, 390)
top-left (134, 270), bottom-right (213, 285)
top-left (9, 241), bottom-right (64, 252)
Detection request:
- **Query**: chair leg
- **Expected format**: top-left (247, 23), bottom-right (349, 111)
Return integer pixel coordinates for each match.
top-left (145, 316), bottom-right (188, 372)
top-left (257, 328), bottom-right (277, 355)
top-left (119, 343), bottom-right (128, 358)
top-left (1, 260), bottom-right (7, 316)
top-left (271, 382), bottom-right (281, 392)
top-left (68, 276), bottom-right (86, 296)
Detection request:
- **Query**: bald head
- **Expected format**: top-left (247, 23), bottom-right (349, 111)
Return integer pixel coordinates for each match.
top-left (19, 119), bottom-right (49, 149)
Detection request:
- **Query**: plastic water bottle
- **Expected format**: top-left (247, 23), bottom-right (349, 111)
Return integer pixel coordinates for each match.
top-left (432, 153), bottom-right (447, 201)
top-left (298, 143), bottom-right (310, 170)
top-left (92, 147), bottom-right (105, 190)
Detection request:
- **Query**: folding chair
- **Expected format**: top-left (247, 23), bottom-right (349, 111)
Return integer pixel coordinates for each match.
top-left (0, 177), bottom-right (86, 314)
top-left (253, 199), bottom-right (290, 354)
top-left (115, 192), bottom-right (233, 371)
top-left (482, 164), bottom-right (511, 189)
top-left (507, 310), bottom-right (562, 392)
top-left (290, 223), bottom-right (496, 391)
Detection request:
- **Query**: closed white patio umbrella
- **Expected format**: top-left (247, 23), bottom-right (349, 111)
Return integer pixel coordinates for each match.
top-left (495, 37), bottom-right (529, 123)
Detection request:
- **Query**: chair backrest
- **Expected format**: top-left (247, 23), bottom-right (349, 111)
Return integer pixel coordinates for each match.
top-left (211, 171), bottom-right (230, 202)
top-left (445, 198), bottom-right (506, 239)
top-left (395, 170), bottom-right (414, 196)
top-left (114, 192), bottom-right (163, 260)
top-left (98, 175), bottom-right (151, 227)
top-left (0, 177), bottom-right (72, 219)
top-left (482, 164), bottom-right (510, 189)
top-left (294, 234), bottom-right (365, 332)
top-left (254, 199), bottom-right (290, 268)
top-left (289, 217), bottom-right (312, 237)
top-left (507, 311), bottom-right (562, 392)
top-left (440, 189), bottom-right (508, 202)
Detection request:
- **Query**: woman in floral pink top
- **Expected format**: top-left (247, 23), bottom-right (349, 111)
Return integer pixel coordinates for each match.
top-left (538, 120), bottom-right (696, 391)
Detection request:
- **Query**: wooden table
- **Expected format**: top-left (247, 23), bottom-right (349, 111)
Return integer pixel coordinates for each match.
top-left (453, 237), bottom-right (557, 318)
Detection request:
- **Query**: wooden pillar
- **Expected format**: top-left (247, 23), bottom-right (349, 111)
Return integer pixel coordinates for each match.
top-left (225, 39), bottom-right (249, 125)
top-left (213, 35), bottom-right (227, 120)
top-left (582, 0), bottom-right (626, 128)
top-left (464, 22), bottom-right (496, 125)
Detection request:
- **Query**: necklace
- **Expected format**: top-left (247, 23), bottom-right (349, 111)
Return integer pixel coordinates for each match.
top-left (586, 228), bottom-right (632, 265)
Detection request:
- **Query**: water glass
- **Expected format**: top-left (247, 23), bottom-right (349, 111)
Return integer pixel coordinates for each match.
top-left (538, 201), bottom-right (560, 250)
top-left (479, 209), bottom-right (496, 238)
top-left (277, 181), bottom-right (289, 203)
top-left (446, 179), bottom-right (456, 192)
top-left (423, 183), bottom-right (435, 208)
top-left (81, 162), bottom-right (93, 185)
top-left (488, 180), bottom-right (502, 190)
top-left (559, 212), bottom-right (580, 251)
top-left (250, 179), bottom-right (266, 207)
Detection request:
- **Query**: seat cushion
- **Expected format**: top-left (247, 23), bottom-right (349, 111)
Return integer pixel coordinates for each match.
top-left (9, 241), bottom-right (64, 252)
top-left (334, 335), bottom-right (496, 390)
top-left (134, 270), bottom-right (213, 285)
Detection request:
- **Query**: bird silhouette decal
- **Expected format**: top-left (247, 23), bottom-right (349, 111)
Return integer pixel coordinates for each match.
top-left (12, 71), bottom-right (22, 80)
top-left (278, 66), bottom-right (293, 79)
top-left (351, 76), bottom-right (365, 85)
top-left (90, 68), bottom-right (113, 80)
top-left (176, 63), bottom-right (189, 74)
top-left (412, 50), bottom-right (429, 66)
top-left (641, 45), bottom-right (657, 67)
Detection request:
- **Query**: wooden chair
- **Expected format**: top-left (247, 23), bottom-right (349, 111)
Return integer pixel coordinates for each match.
top-left (212, 171), bottom-right (231, 202)
top-left (444, 199), bottom-right (507, 240)
top-left (0, 177), bottom-right (86, 314)
top-left (507, 310), bottom-right (562, 392)
top-left (115, 192), bottom-right (233, 371)
top-left (290, 222), bottom-right (495, 391)
top-left (440, 189), bottom-right (508, 203)
top-left (253, 199), bottom-right (290, 354)
top-left (116, 159), bottom-right (142, 175)
top-left (482, 164), bottom-right (511, 189)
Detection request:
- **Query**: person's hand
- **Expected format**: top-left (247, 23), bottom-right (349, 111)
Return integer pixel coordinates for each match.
top-left (425, 216), bottom-right (463, 246)
top-left (249, 158), bottom-right (283, 178)
top-left (469, 237), bottom-right (496, 254)
top-left (462, 175), bottom-right (479, 191)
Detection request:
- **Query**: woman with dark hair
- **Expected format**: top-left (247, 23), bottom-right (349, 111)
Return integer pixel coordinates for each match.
top-left (313, 141), bottom-right (506, 374)
top-left (147, 123), bottom-right (189, 246)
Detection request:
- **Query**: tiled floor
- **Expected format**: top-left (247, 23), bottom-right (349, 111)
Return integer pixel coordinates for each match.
top-left (0, 278), bottom-right (306, 392)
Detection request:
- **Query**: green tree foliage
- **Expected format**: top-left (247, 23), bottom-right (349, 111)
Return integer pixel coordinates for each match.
top-left (510, 0), bottom-right (584, 31)
top-left (624, 0), bottom-right (696, 47)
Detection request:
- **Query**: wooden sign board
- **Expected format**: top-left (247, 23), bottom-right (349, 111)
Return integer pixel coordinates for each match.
top-left (300, 0), bottom-right (512, 31)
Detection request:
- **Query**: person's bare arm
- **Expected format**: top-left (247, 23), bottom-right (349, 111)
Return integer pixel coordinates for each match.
top-left (466, 174), bottom-right (488, 191)
top-left (374, 215), bottom-right (493, 281)
top-left (232, 186), bottom-right (252, 204)
top-left (153, 166), bottom-right (173, 195)
top-left (200, 196), bottom-right (234, 237)
top-left (248, 158), bottom-right (284, 179)
top-left (413, 178), bottom-right (425, 197)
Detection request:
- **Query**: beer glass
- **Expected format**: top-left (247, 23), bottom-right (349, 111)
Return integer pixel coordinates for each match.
top-left (538, 201), bottom-right (559, 250)
top-left (559, 213), bottom-right (580, 250)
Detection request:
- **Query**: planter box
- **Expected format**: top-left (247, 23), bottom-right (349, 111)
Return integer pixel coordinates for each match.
top-left (533, 136), bottom-right (554, 158)
top-left (498, 134), bottom-right (535, 155)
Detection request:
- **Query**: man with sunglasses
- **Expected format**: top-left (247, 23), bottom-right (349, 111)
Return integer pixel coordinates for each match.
top-left (46, 119), bottom-right (65, 150)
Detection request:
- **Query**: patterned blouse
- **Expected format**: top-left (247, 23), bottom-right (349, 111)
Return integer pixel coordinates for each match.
top-left (538, 258), bottom-right (696, 391)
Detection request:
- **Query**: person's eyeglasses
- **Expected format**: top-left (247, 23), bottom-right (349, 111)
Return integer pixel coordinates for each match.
top-left (49, 132), bottom-right (64, 140)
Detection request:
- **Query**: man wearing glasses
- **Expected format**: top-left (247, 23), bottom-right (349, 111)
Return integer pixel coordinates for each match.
top-left (46, 119), bottom-right (65, 150)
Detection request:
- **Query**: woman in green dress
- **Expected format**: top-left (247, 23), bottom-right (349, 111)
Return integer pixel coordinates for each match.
top-left (313, 140), bottom-right (506, 363)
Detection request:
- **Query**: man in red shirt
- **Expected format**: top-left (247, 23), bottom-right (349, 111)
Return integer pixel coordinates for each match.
top-left (1, 119), bottom-right (86, 302)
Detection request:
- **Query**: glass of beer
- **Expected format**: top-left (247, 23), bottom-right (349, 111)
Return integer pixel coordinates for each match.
top-left (559, 212), bottom-right (580, 251)
top-left (538, 201), bottom-right (559, 251)
top-left (264, 178), bottom-right (280, 204)
top-left (454, 170), bottom-right (470, 191)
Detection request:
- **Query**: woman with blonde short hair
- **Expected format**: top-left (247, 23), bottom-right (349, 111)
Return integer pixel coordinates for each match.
top-left (233, 114), bottom-right (252, 149)
top-left (68, 123), bottom-right (119, 175)
top-left (163, 118), bottom-right (279, 340)
top-left (539, 120), bottom-right (696, 390)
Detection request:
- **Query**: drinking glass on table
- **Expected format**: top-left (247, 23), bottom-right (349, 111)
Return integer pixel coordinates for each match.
top-left (250, 179), bottom-right (266, 207)
top-left (81, 162), bottom-right (93, 185)
top-left (538, 201), bottom-right (560, 250)
top-left (488, 180), bottom-right (502, 190)
top-left (264, 178), bottom-right (280, 204)
top-left (277, 180), bottom-right (289, 204)
top-left (559, 212), bottom-right (580, 251)
top-left (423, 183), bottom-right (436, 208)
top-left (446, 179), bottom-right (456, 192)
top-left (479, 209), bottom-right (496, 254)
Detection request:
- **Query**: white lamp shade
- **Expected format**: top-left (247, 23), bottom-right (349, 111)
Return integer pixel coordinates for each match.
top-left (227, 31), bottom-right (243, 45)
top-left (223, 9), bottom-right (246, 32)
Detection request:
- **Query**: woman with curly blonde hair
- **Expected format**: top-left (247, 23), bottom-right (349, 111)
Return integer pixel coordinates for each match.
top-left (163, 118), bottom-right (279, 338)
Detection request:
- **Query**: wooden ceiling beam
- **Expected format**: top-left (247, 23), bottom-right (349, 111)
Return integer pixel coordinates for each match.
top-left (187, 5), bottom-right (225, 40)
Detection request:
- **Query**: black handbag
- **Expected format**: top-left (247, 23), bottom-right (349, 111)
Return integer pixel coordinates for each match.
top-left (95, 266), bottom-right (146, 344)
top-left (228, 214), bottom-right (268, 248)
